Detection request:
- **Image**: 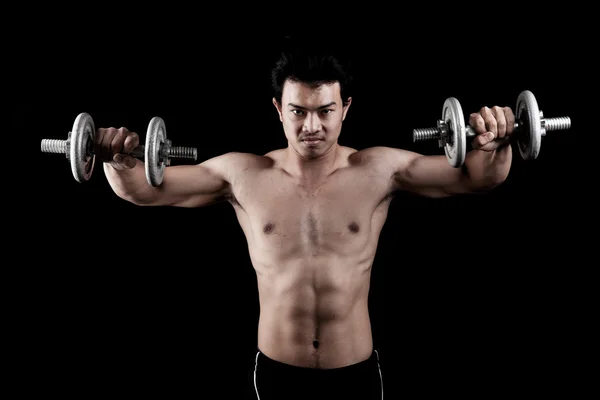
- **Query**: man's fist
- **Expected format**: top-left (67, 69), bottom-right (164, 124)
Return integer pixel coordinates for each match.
top-left (94, 127), bottom-right (140, 170)
top-left (469, 106), bottom-right (515, 152)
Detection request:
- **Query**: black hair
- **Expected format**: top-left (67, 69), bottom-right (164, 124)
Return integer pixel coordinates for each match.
top-left (270, 35), bottom-right (353, 106)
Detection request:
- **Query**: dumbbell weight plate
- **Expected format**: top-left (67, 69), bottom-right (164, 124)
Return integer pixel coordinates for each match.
top-left (442, 97), bottom-right (466, 168)
top-left (70, 112), bottom-right (96, 183)
top-left (515, 90), bottom-right (542, 160)
top-left (145, 116), bottom-right (167, 187)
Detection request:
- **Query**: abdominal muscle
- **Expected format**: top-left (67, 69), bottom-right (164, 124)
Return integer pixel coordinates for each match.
top-left (254, 253), bottom-right (374, 369)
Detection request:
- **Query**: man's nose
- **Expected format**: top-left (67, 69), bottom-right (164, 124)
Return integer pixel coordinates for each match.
top-left (303, 113), bottom-right (322, 133)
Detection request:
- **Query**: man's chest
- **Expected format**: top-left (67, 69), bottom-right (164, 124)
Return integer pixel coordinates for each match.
top-left (231, 170), bottom-right (392, 248)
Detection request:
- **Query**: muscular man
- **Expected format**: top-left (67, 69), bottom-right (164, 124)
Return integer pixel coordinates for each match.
top-left (95, 42), bottom-right (514, 399)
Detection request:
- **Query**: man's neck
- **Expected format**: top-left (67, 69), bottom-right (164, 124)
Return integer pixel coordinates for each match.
top-left (284, 143), bottom-right (341, 187)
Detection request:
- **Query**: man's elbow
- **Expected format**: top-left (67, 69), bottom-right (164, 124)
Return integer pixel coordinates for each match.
top-left (113, 187), bottom-right (161, 206)
top-left (443, 166), bottom-right (508, 196)
top-left (469, 170), bottom-right (509, 193)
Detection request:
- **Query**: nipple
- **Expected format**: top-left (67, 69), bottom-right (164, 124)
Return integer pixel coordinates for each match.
top-left (263, 223), bottom-right (274, 234)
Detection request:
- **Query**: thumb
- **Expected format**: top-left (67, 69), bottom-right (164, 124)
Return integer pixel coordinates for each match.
top-left (113, 153), bottom-right (137, 169)
top-left (471, 131), bottom-right (495, 150)
top-left (477, 141), bottom-right (500, 151)
top-left (475, 136), bottom-right (510, 152)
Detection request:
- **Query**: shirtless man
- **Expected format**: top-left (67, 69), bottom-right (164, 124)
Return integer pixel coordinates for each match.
top-left (95, 43), bottom-right (514, 399)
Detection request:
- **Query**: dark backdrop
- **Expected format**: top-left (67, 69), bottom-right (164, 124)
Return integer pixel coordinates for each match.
top-left (16, 27), bottom-right (594, 398)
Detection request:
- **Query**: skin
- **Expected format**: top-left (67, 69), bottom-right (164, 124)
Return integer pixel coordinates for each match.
top-left (97, 80), bottom-right (514, 369)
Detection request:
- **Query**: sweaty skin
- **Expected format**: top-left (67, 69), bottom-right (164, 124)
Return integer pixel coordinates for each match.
top-left (102, 81), bottom-right (512, 369)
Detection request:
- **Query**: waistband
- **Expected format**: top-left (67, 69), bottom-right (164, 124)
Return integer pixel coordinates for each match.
top-left (254, 348), bottom-right (380, 376)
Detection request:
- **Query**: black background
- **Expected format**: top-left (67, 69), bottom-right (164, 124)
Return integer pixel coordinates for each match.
top-left (12, 15), bottom-right (596, 399)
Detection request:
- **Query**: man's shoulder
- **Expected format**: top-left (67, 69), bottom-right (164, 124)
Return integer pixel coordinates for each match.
top-left (217, 150), bottom-right (275, 163)
top-left (215, 150), bottom-right (277, 173)
top-left (348, 146), bottom-right (411, 166)
top-left (262, 148), bottom-right (285, 162)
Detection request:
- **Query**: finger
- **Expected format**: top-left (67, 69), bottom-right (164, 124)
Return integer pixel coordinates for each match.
top-left (111, 153), bottom-right (136, 170)
top-left (472, 131), bottom-right (496, 149)
top-left (481, 106), bottom-right (497, 139)
top-left (108, 159), bottom-right (125, 170)
top-left (477, 141), bottom-right (499, 152)
top-left (99, 128), bottom-right (117, 161)
top-left (123, 131), bottom-right (140, 154)
top-left (118, 154), bottom-right (137, 169)
top-left (469, 112), bottom-right (487, 135)
top-left (478, 137), bottom-right (510, 152)
top-left (504, 106), bottom-right (515, 135)
top-left (110, 128), bottom-right (127, 157)
top-left (491, 106), bottom-right (507, 139)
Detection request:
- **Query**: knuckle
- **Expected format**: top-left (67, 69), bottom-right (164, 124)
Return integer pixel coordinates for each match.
top-left (101, 129), bottom-right (115, 144)
top-left (112, 130), bottom-right (122, 141)
top-left (124, 133), bottom-right (139, 151)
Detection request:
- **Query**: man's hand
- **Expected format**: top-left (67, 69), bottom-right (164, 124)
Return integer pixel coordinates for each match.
top-left (95, 127), bottom-right (140, 170)
top-left (469, 106), bottom-right (515, 152)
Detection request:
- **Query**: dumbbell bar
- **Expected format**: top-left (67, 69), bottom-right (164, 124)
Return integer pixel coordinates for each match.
top-left (40, 113), bottom-right (198, 186)
top-left (412, 90), bottom-right (572, 167)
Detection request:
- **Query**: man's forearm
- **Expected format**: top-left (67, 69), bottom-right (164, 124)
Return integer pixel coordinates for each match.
top-left (464, 143), bottom-right (512, 190)
top-left (103, 159), bottom-right (160, 205)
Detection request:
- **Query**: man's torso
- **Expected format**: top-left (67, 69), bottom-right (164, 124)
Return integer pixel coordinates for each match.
top-left (227, 146), bottom-right (394, 368)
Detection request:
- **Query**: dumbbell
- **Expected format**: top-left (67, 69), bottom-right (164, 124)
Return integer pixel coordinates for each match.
top-left (40, 112), bottom-right (198, 186)
top-left (412, 90), bottom-right (572, 167)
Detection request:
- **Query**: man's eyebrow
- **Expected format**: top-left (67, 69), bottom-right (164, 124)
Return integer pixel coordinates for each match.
top-left (287, 102), bottom-right (337, 110)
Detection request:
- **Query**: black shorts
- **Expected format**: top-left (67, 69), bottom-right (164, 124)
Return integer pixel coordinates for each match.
top-left (247, 348), bottom-right (384, 400)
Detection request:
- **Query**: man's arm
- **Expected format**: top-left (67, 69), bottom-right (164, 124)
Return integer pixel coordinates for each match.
top-left (104, 152), bottom-right (246, 207)
top-left (94, 125), bottom-right (257, 208)
top-left (375, 105), bottom-right (514, 198)
top-left (388, 145), bottom-right (512, 198)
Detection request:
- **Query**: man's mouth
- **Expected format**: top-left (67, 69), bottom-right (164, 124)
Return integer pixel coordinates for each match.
top-left (302, 137), bottom-right (323, 144)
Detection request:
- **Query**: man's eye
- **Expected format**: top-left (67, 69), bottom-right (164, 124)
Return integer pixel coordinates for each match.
top-left (292, 110), bottom-right (304, 115)
top-left (322, 109), bottom-right (332, 115)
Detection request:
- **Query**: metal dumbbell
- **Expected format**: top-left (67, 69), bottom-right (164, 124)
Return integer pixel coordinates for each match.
top-left (412, 90), bottom-right (572, 167)
top-left (40, 113), bottom-right (198, 186)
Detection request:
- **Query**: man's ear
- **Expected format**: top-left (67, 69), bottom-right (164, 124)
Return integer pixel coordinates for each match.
top-left (342, 97), bottom-right (352, 121)
top-left (273, 97), bottom-right (283, 122)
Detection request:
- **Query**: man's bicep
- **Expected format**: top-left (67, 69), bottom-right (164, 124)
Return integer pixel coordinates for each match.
top-left (391, 150), bottom-right (466, 198)
top-left (159, 152), bottom-right (244, 207)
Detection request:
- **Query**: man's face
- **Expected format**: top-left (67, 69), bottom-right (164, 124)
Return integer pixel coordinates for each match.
top-left (273, 80), bottom-right (351, 159)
